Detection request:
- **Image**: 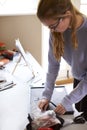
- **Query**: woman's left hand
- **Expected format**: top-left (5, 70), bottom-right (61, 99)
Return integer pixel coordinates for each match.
top-left (54, 104), bottom-right (66, 115)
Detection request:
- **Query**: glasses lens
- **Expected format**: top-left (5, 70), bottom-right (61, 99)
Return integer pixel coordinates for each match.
top-left (49, 17), bottom-right (62, 30)
top-left (49, 20), bottom-right (59, 30)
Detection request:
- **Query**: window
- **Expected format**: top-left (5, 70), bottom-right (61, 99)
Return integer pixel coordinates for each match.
top-left (42, 25), bottom-right (49, 73)
top-left (80, 0), bottom-right (87, 14)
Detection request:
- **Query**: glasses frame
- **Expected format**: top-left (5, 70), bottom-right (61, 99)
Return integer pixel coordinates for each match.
top-left (48, 13), bottom-right (71, 31)
top-left (48, 17), bottom-right (63, 30)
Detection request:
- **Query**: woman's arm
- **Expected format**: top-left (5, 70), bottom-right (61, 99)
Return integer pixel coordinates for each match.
top-left (61, 79), bottom-right (87, 111)
top-left (42, 33), bottom-right (60, 100)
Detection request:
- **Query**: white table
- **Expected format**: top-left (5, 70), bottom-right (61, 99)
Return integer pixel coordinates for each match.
top-left (0, 52), bottom-right (45, 130)
top-left (0, 72), bottom-right (30, 130)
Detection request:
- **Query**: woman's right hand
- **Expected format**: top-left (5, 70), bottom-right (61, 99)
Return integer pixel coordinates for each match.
top-left (38, 99), bottom-right (49, 111)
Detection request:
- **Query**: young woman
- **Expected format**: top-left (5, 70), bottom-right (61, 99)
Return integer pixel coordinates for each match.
top-left (37, 0), bottom-right (87, 120)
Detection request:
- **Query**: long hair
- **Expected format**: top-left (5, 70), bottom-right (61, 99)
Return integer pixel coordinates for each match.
top-left (37, 0), bottom-right (83, 60)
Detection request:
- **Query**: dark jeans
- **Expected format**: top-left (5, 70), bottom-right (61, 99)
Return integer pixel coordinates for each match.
top-left (73, 78), bottom-right (87, 112)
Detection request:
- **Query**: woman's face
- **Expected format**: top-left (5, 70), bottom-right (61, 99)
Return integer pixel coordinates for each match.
top-left (42, 11), bottom-right (72, 33)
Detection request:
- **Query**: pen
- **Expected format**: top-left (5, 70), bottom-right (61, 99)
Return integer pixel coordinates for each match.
top-left (0, 81), bottom-right (13, 88)
top-left (0, 83), bottom-right (16, 91)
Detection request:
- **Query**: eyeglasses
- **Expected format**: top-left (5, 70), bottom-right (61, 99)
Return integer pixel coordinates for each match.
top-left (48, 17), bottom-right (63, 30)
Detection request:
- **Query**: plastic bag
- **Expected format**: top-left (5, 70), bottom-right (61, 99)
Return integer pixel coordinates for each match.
top-left (27, 97), bottom-right (64, 130)
top-left (31, 110), bottom-right (61, 130)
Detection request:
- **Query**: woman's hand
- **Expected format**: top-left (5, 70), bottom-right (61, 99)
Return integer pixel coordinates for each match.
top-left (54, 104), bottom-right (66, 115)
top-left (38, 99), bottom-right (49, 111)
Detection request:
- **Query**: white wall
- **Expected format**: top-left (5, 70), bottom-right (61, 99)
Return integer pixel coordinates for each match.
top-left (71, 0), bottom-right (80, 9)
top-left (0, 15), bottom-right (42, 64)
top-left (0, 0), bottom-right (81, 67)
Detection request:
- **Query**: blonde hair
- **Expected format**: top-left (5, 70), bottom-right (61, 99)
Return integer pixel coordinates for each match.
top-left (37, 0), bottom-right (83, 60)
